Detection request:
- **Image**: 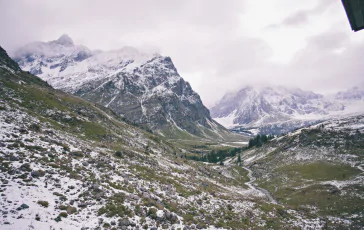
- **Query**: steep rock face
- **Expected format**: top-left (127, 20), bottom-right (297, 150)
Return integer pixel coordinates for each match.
top-left (0, 46), bottom-right (21, 71)
top-left (13, 36), bottom-right (227, 138)
top-left (211, 86), bottom-right (347, 134)
top-left (74, 56), bottom-right (213, 133)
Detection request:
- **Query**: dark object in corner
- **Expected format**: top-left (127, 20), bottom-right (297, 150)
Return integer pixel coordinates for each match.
top-left (342, 0), bottom-right (364, 32)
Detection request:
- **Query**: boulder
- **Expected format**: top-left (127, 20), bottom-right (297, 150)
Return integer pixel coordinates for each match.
top-left (31, 170), bottom-right (45, 177)
top-left (118, 219), bottom-right (129, 226)
top-left (9, 155), bottom-right (19, 161)
top-left (19, 163), bottom-right (32, 172)
top-left (170, 214), bottom-right (177, 222)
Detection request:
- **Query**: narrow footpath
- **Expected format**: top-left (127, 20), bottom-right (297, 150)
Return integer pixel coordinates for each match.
top-left (243, 166), bottom-right (277, 204)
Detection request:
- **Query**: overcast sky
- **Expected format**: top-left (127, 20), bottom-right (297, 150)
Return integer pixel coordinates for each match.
top-left (1, 0), bottom-right (364, 107)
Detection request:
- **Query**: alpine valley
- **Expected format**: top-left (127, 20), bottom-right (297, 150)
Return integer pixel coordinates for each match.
top-left (0, 34), bottom-right (363, 230)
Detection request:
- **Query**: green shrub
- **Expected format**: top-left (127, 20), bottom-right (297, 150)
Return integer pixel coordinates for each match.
top-left (37, 200), bottom-right (49, 208)
top-left (98, 203), bottom-right (132, 217)
top-left (59, 205), bottom-right (68, 210)
top-left (115, 151), bottom-right (122, 158)
top-left (29, 123), bottom-right (41, 132)
top-left (59, 212), bottom-right (68, 218)
top-left (71, 151), bottom-right (84, 158)
top-left (147, 207), bottom-right (158, 219)
top-left (67, 206), bottom-right (77, 214)
top-left (53, 192), bottom-right (67, 201)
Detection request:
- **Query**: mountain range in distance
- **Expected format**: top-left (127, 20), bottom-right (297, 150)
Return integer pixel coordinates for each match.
top-left (211, 85), bottom-right (364, 135)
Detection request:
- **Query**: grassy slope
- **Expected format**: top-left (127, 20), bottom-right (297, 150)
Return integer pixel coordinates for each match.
top-left (240, 124), bottom-right (364, 228)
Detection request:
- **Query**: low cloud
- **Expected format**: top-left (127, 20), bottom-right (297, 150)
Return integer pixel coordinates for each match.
top-left (282, 11), bottom-right (309, 26)
top-left (267, 0), bottom-right (337, 29)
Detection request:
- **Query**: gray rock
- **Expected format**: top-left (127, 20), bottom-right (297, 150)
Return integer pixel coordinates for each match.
top-left (21, 204), bottom-right (29, 209)
top-left (31, 170), bottom-right (45, 177)
top-left (91, 183), bottom-right (101, 192)
top-left (19, 163), bottom-right (31, 172)
top-left (171, 214), bottom-right (177, 222)
top-left (142, 192), bottom-right (150, 199)
top-left (95, 192), bottom-right (103, 201)
top-left (118, 219), bottom-right (129, 226)
top-left (46, 169), bottom-right (56, 174)
top-left (78, 203), bottom-right (87, 208)
top-left (9, 155), bottom-right (19, 161)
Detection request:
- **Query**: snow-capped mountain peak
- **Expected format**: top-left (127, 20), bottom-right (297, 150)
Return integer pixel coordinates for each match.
top-left (210, 85), bottom-right (360, 134)
top-left (51, 34), bottom-right (74, 46)
top-left (12, 36), bottom-right (236, 139)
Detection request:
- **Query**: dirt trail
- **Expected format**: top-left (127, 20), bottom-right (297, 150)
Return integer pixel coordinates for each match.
top-left (243, 166), bottom-right (277, 204)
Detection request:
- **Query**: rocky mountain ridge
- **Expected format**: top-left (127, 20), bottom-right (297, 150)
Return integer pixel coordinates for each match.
top-left (211, 86), bottom-right (364, 135)
top-left (13, 35), bottom-right (235, 140)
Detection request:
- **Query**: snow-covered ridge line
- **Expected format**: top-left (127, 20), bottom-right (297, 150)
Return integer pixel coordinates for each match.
top-left (13, 35), bottom-right (234, 140)
top-left (211, 85), bottom-right (364, 134)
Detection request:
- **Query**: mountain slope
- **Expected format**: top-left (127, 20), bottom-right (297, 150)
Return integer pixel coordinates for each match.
top-left (0, 45), bottom-right (329, 229)
top-left (211, 86), bottom-right (363, 135)
top-left (13, 35), bottom-right (236, 140)
top-left (230, 114), bottom-right (364, 228)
